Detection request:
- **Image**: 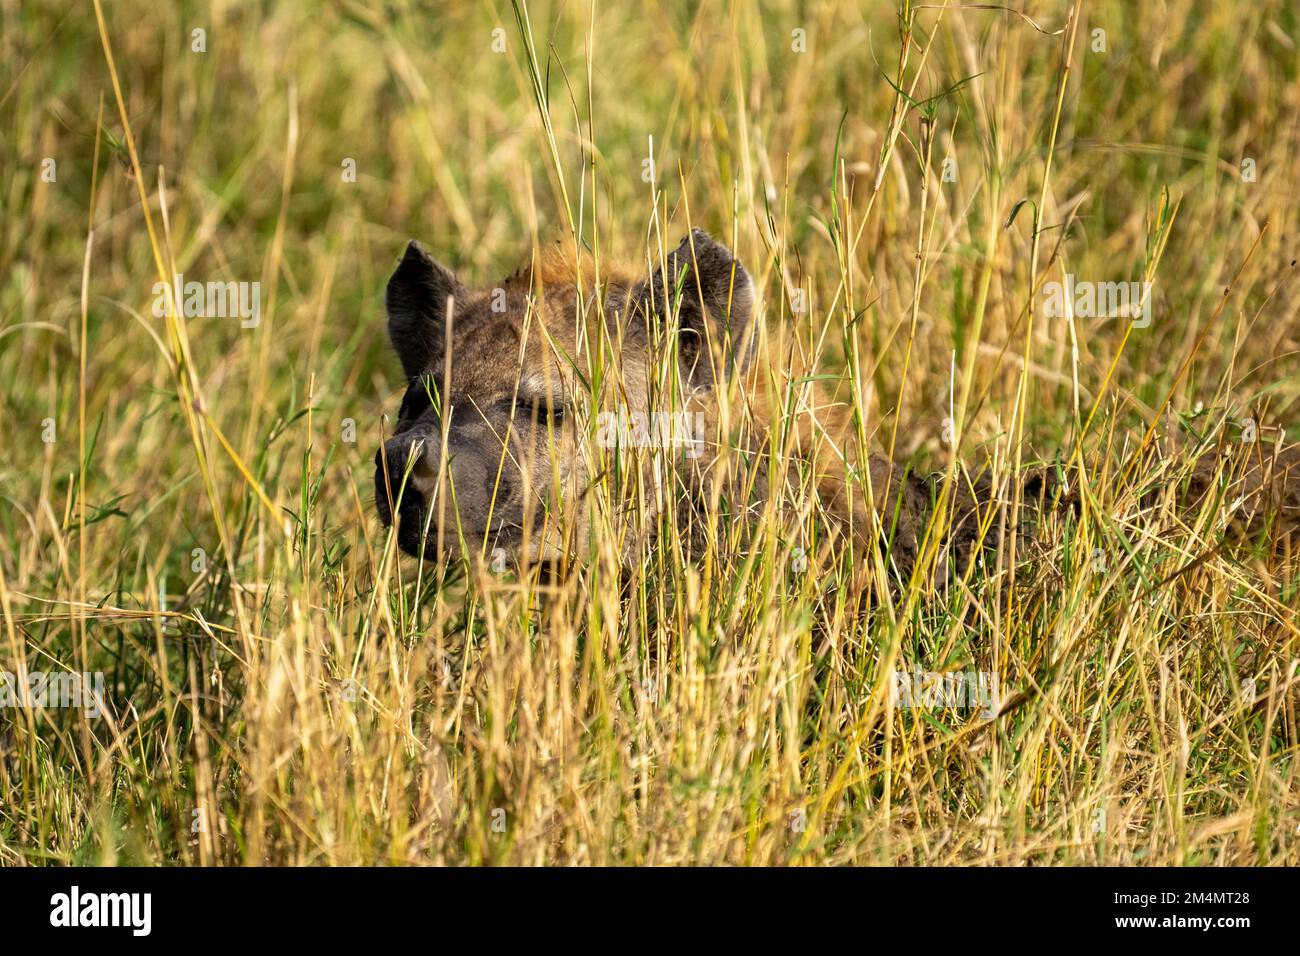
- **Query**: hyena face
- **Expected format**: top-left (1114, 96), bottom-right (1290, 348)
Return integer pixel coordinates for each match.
top-left (374, 229), bottom-right (755, 565)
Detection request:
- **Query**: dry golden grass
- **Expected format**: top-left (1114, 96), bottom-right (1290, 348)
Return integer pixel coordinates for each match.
top-left (1, 0), bottom-right (1299, 864)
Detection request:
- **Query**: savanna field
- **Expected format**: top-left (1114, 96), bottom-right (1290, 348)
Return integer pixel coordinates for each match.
top-left (2, 0), bottom-right (1299, 866)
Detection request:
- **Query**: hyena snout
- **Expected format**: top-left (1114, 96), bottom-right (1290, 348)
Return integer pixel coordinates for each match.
top-left (375, 428), bottom-right (526, 553)
top-left (376, 432), bottom-right (436, 501)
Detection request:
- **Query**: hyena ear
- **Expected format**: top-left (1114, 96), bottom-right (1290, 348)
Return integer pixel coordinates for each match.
top-left (386, 240), bottom-right (461, 379)
top-left (634, 228), bottom-right (756, 389)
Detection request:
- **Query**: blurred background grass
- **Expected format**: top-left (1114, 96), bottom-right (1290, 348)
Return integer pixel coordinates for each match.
top-left (1, 0), bottom-right (1298, 864)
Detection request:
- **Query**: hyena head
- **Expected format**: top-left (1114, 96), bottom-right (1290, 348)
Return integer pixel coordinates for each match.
top-left (374, 228), bottom-right (755, 566)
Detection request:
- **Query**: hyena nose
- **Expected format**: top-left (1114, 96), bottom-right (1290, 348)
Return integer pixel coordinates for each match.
top-left (378, 433), bottom-right (437, 503)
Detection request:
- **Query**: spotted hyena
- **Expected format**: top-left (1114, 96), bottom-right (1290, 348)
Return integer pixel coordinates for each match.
top-left (375, 230), bottom-right (1300, 578)
top-left (373, 228), bottom-right (935, 573)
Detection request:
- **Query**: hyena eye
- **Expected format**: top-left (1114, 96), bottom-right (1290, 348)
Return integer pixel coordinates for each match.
top-left (536, 398), bottom-right (566, 426)
top-left (508, 395), bottom-right (567, 427)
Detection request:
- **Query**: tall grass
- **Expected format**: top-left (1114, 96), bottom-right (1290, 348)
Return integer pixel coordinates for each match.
top-left (1, 0), bottom-right (1298, 865)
